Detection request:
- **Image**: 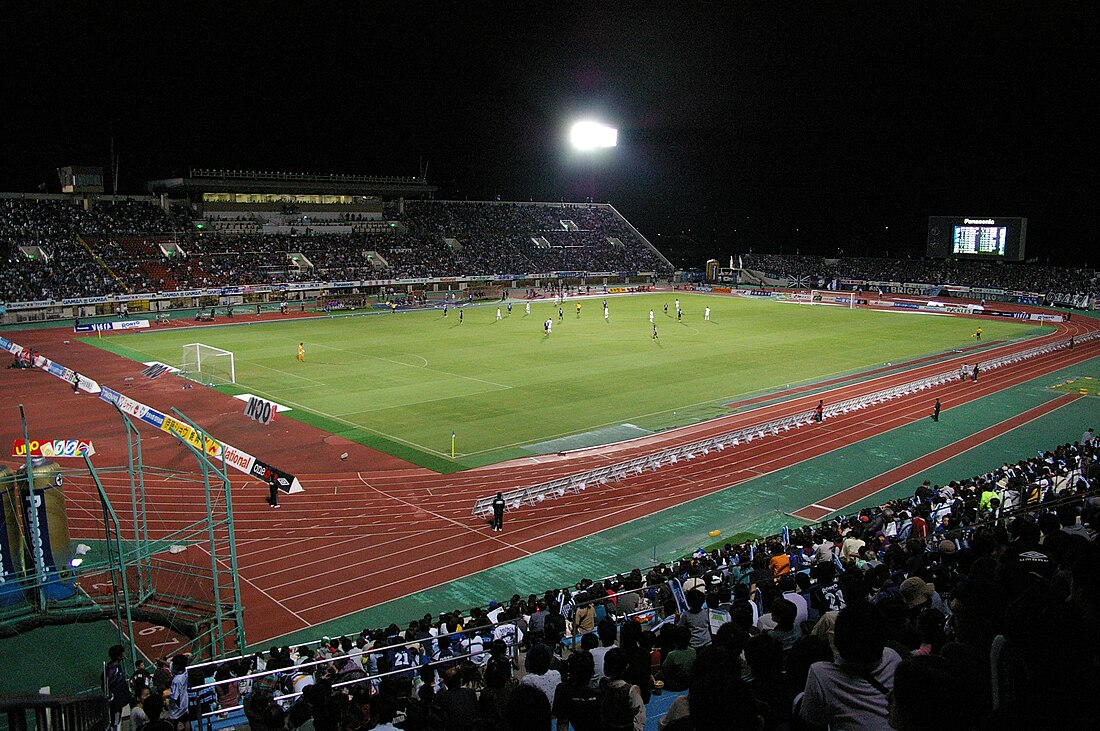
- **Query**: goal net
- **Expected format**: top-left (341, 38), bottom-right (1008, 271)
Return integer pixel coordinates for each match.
top-left (180, 343), bottom-right (236, 385)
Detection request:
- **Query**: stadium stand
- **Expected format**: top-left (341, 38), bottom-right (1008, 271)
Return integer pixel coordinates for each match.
top-left (742, 252), bottom-right (1099, 298)
top-left (6, 196), bottom-right (1100, 310)
top-left (119, 438), bottom-right (1095, 730)
top-left (2, 198), bottom-right (670, 304)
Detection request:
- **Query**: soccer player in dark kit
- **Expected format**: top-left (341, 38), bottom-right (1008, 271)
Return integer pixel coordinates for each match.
top-left (932, 398), bottom-right (941, 422)
top-left (491, 492), bottom-right (505, 531)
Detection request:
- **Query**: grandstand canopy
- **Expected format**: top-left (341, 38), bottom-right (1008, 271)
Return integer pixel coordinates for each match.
top-left (146, 168), bottom-right (437, 202)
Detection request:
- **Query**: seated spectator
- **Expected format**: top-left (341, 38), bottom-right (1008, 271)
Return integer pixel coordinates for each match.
top-left (660, 645), bottom-right (761, 731)
top-left (552, 651), bottom-right (600, 731)
top-left (799, 601), bottom-right (902, 730)
top-left (428, 666), bottom-right (479, 730)
top-left (518, 643), bottom-right (561, 709)
top-left (597, 648), bottom-right (645, 731)
top-left (657, 625), bottom-right (695, 692)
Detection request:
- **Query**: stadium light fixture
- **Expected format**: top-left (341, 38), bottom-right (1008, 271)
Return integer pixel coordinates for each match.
top-left (570, 121), bottom-right (617, 150)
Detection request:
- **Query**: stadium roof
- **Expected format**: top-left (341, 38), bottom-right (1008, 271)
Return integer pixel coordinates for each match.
top-left (146, 168), bottom-right (437, 198)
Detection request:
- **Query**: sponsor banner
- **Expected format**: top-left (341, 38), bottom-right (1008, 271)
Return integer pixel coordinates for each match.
top-left (608, 287), bottom-right (627, 293)
top-left (222, 444), bottom-right (257, 474)
top-left (892, 302), bottom-right (920, 310)
top-left (249, 459), bottom-right (303, 494)
top-left (243, 396), bottom-right (278, 425)
top-left (22, 485), bottom-right (59, 572)
top-left (712, 286), bottom-right (732, 293)
top-left (1030, 313), bottom-right (1064, 323)
top-left (101, 387), bottom-right (169, 429)
top-left (13, 439), bottom-right (95, 458)
top-left (330, 281), bottom-right (358, 288)
top-left (74, 319), bottom-right (150, 333)
top-left (3, 336), bottom-right (303, 491)
top-left (839, 279), bottom-right (866, 287)
top-left (60, 295), bottom-right (111, 306)
top-left (4, 300), bottom-right (54, 310)
top-left (1015, 296), bottom-right (1042, 306)
top-left (159, 415), bottom-right (222, 458)
top-left (984, 309), bottom-right (1031, 320)
top-left (747, 289), bottom-right (775, 297)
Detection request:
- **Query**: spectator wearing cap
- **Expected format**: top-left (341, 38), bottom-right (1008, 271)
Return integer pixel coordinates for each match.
top-left (899, 577), bottom-right (944, 616)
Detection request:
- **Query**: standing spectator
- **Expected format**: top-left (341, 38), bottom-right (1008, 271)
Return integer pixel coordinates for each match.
top-left (128, 687), bottom-right (152, 731)
top-left (104, 645), bottom-right (131, 731)
top-left (166, 655), bottom-right (190, 731)
top-left (130, 658), bottom-right (151, 701)
top-left (676, 589), bottom-right (712, 649)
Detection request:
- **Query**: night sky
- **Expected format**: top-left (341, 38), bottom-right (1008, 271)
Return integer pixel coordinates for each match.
top-left (2, 3), bottom-right (1095, 267)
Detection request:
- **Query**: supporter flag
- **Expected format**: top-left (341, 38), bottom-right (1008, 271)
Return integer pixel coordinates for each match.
top-left (833, 553), bottom-right (846, 573)
top-left (749, 543), bottom-right (755, 562)
top-left (738, 255), bottom-right (743, 270)
top-left (781, 526), bottom-right (790, 546)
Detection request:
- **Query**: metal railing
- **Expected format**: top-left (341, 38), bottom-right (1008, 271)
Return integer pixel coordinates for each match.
top-left (473, 331), bottom-right (1098, 517)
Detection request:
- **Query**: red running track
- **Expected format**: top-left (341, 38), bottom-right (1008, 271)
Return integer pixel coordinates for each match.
top-left (44, 313), bottom-right (1098, 644)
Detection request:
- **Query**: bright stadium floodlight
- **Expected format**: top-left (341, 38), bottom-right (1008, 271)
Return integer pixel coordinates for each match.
top-left (570, 121), bottom-right (618, 150)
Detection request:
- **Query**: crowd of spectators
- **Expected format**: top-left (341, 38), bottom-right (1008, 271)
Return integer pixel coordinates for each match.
top-left (0, 198), bottom-right (186, 302)
top-left (743, 253), bottom-right (1098, 296)
top-left (6, 196), bottom-right (1100, 304)
top-left (115, 435), bottom-right (1096, 730)
top-left (2, 199), bottom-right (670, 302)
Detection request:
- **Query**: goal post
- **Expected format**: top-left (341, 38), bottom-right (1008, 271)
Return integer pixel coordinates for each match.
top-left (180, 343), bottom-right (236, 385)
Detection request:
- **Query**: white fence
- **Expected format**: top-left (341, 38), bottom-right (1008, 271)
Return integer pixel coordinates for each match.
top-left (472, 332), bottom-right (1097, 517)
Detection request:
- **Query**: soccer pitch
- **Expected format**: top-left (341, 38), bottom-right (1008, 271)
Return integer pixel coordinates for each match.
top-left (86, 294), bottom-right (1048, 471)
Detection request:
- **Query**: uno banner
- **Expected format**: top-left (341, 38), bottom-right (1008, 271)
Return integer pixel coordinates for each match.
top-left (13, 440), bottom-right (95, 458)
top-left (244, 396), bottom-right (278, 425)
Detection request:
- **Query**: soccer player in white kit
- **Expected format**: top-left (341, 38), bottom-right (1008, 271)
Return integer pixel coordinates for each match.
top-left (675, 298), bottom-right (680, 311)
top-left (704, 306), bottom-right (710, 321)
top-left (604, 306), bottom-right (609, 320)
top-left (649, 309), bottom-right (654, 323)
top-left (496, 308), bottom-right (502, 320)
top-left (546, 318), bottom-right (553, 334)
top-left (525, 301), bottom-right (530, 316)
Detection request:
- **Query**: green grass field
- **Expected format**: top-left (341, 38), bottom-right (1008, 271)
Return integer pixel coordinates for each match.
top-left (85, 294), bottom-right (1049, 471)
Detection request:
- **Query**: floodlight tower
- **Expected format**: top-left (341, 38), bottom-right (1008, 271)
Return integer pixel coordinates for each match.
top-left (568, 120), bottom-right (617, 203)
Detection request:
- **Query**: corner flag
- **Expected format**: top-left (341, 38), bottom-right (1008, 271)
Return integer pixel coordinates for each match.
top-left (451, 431), bottom-right (456, 458)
